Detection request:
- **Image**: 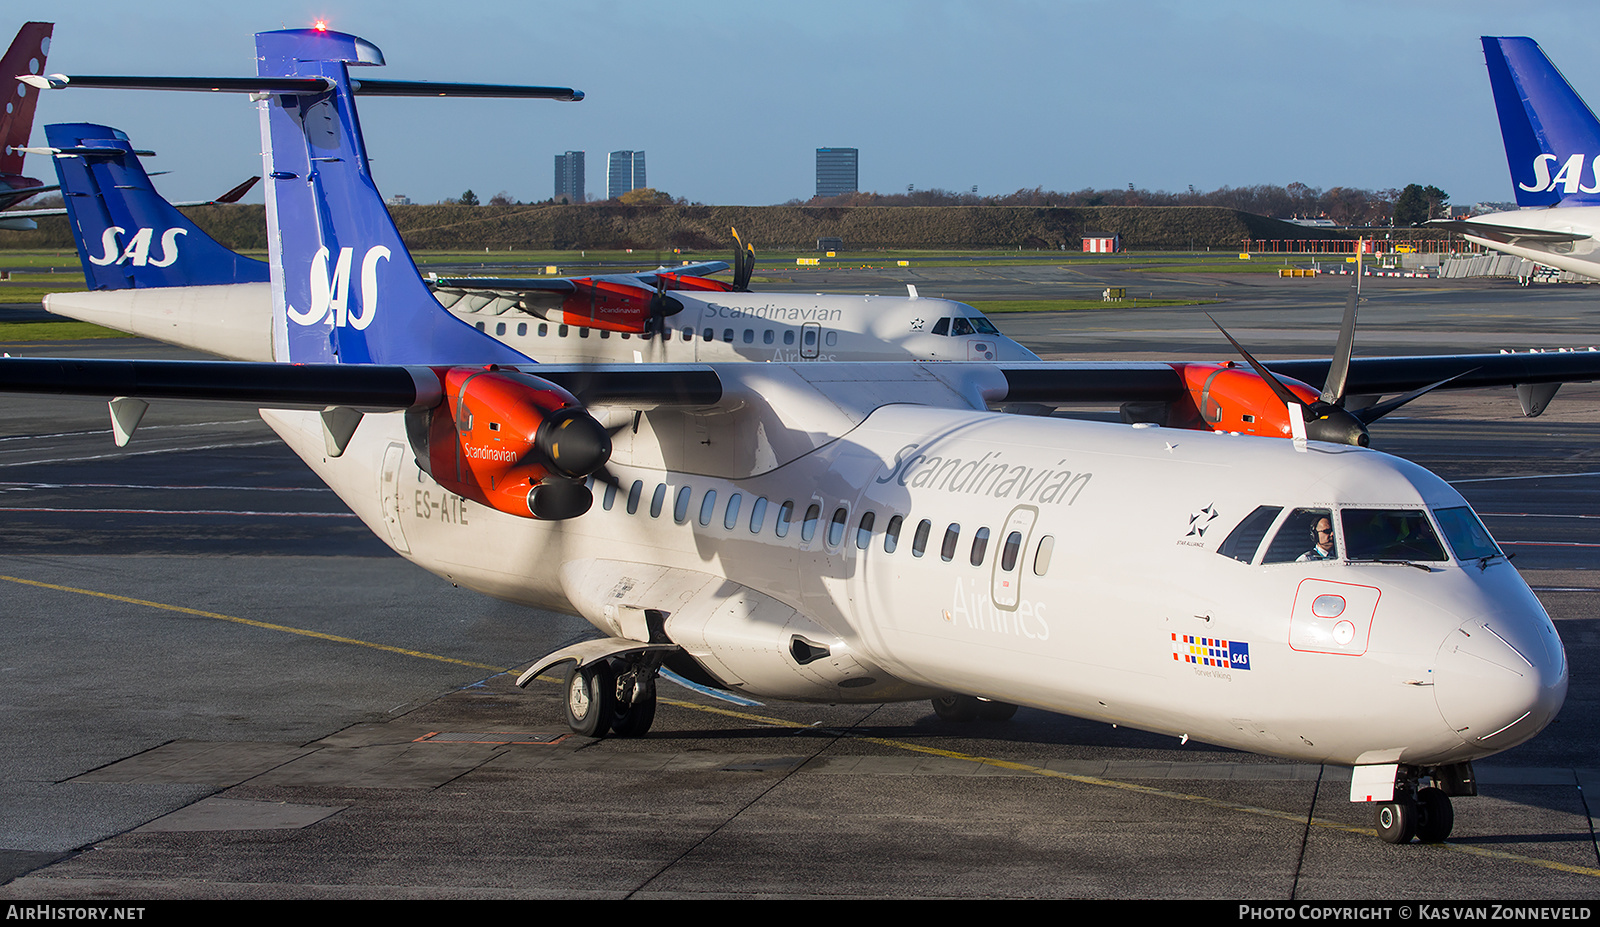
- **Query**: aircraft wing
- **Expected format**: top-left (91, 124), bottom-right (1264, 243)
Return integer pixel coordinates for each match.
top-left (1263, 351), bottom-right (1600, 394)
top-left (1426, 218), bottom-right (1591, 244)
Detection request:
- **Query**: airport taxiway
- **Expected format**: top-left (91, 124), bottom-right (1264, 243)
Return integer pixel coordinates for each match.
top-left (1, 271), bottom-right (1598, 899)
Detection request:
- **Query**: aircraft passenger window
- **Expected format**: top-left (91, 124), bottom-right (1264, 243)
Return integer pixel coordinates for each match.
top-left (621, 332), bottom-right (631, 340)
top-left (912, 519), bottom-right (932, 558)
top-left (1033, 536), bottom-right (1055, 575)
top-left (827, 507), bottom-right (849, 547)
top-left (559, 325), bottom-right (570, 337)
top-left (724, 493), bottom-right (743, 530)
top-left (1262, 508), bottom-right (1335, 564)
top-left (970, 316), bottom-right (1000, 335)
top-left (764, 330), bottom-right (775, 345)
top-left (723, 329), bottom-right (735, 343)
top-left (682, 327), bottom-right (694, 341)
top-left (825, 331), bottom-right (838, 347)
top-left (703, 328), bottom-right (714, 341)
top-left (602, 481), bottom-right (618, 511)
top-left (884, 515), bottom-right (904, 553)
top-left (941, 524), bottom-right (961, 562)
top-left (801, 504), bottom-right (821, 542)
top-left (1218, 505), bottom-right (1283, 564)
top-left (1001, 531), bottom-right (1023, 571)
top-left (749, 497), bottom-right (768, 533)
top-left (650, 483), bottom-right (667, 519)
top-left (1341, 509), bottom-right (1448, 562)
top-left (538, 323), bottom-right (548, 337)
top-left (776, 501), bottom-right (795, 538)
top-left (804, 328), bottom-right (818, 348)
top-left (970, 527), bottom-right (990, 566)
top-left (674, 486), bottom-right (692, 524)
top-left (931, 318), bottom-right (950, 336)
top-left (743, 329), bottom-right (755, 344)
top-left (600, 330), bottom-right (610, 339)
top-left (475, 322), bottom-right (486, 332)
top-left (856, 511), bottom-right (876, 550)
top-left (1434, 506), bottom-right (1501, 561)
top-left (699, 490), bottom-right (718, 526)
top-left (517, 323), bottom-right (527, 337)
top-left (951, 318), bottom-right (975, 336)
top-left (580, 327), bottom-right (590, 338)
top-left (784, 331), bottom-right (795, 346)
top-left (496, 322), bottom-right (506, 336)
top-left (626, 480), bottom-right (643, 515)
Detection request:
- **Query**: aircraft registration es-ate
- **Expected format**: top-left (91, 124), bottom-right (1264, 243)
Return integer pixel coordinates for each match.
top-left (5, 26), bottom-right (1589, 848)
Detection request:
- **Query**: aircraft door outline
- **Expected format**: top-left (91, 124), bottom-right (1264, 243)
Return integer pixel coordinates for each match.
top-left (991, 505), bottom-right (1038, 610)
top-left (381, 442), bottom-right (410, 553)
top-left (801, 322), bottom-right (821, 359)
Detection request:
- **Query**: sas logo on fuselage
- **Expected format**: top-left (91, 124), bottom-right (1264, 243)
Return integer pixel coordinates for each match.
top-left (87, 226), bottom-right (185, 267)
top-left (1520, 153), bottom-right (1600, 194)
top-left (287, 245), bottom-right (391, 330)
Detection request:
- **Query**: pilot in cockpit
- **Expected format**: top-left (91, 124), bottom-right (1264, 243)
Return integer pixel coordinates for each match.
top-left (1297, 516), bottom-right (1338, 562)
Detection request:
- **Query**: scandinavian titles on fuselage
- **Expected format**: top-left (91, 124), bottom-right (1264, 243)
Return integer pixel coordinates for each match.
top-left (949, 578), bottom-right (1049, 641)
top-left (875, 444), bottom-right (1093, 506)
top-left (703, 303), bottom-right (844, 322)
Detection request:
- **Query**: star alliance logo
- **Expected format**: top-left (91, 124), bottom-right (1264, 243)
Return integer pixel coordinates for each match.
top-left (1187, 503), bottom-right (1218, 537)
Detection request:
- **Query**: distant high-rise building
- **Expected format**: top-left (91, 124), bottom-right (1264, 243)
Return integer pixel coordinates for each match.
top-left (607, 150), bottom-right (647, 200)
top-left (554, 151), bottom-right (585, 203)
top-left (816, 147), bottom-right (858, 198)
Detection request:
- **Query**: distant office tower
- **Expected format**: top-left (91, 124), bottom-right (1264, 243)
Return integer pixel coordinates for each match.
top-left (816, 147), bottom-right (859, 198)
top-left (554, 151), bottom-right (585, 203)
top-left (607, 150), bottom-right (647, 200)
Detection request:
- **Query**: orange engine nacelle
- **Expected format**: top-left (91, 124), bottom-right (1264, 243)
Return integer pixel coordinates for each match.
top-left (558, 278), bottom-right (653, 332)
top-left (418, 366), bottom-right (611, 520)
top-left (1167, 362), bottom-right (1322, 437)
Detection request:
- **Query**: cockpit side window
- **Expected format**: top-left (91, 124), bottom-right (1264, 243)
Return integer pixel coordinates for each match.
top-left (931, 318), bottom-right (950, 336)
top-left (1218, 505), bottom-right (1283, 563)
top-left (1341, 509), bottom-right (1448, 562)
top-left (1262, 508), bottom-right (1335, 564)
top-left (950, 317), bottom-right (975, 336)
top-left (1434, 506), bottom-right (1502, 561)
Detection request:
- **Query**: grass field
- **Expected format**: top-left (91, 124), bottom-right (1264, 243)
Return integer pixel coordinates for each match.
top-left (0, 320), bottom-right (133, 341)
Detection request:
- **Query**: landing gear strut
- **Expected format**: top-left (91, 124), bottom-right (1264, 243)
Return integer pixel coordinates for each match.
top-left (562, 652), bottom-right (664, 739)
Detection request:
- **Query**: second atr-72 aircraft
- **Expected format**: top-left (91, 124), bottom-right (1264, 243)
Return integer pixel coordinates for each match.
top-left (31, 122), bottom-right (1035, 366)
top-left (6, 25), bottom-right (1582, 847)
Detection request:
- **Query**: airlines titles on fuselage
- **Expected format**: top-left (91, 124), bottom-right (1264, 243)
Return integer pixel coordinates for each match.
top-left (875, 445), bottom-right (1093, 506)
top-left (703, 302), bottom-right (844, 322)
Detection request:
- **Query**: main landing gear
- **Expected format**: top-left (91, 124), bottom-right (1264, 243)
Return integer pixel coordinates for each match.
top-left (563, 653), bottom-right (663, 739)
top-left (931, 694), bottom-right (1018, 722)
top-left (1372, 764), bottom-right (1471, 844)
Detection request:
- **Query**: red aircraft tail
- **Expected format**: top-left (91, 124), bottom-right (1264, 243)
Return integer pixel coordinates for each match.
top-left (0, 23), bottom-right (53, 179)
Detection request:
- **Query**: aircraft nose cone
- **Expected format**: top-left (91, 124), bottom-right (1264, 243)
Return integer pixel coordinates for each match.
top-left (1434, 615), bottom-right (1567, 755)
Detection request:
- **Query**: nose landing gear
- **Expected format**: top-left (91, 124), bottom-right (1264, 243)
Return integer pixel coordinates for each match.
top-left (1374, 770), bottom-right (1462, 844)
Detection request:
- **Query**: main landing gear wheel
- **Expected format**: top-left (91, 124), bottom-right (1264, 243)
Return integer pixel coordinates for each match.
top-left (610, 674), bottom-right (657, 737)
top-left (1415, 787), bottom-right (1454, 843)
top-left (1375, 795), bottom-right (1419, 844)
top-left (932, 694), bottom-right (980, 722)
top-left (564, 661), bottom-right (615, 738)
top-left (976, 698), bottom-right (1018, 721)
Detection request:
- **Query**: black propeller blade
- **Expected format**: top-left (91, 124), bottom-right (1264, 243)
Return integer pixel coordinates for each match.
top-left (732, 227), bottom-right (755, 292)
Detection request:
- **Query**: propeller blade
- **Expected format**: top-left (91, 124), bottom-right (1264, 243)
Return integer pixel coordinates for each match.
top-left (1352, 369), bottom-right (1479, 425)
top-left (1206, 313), bottom-right (1307, 413)
top-left (1321, 286), bottom-right (1359, 405)
top-left (732, 227), bottom-right (754, 292)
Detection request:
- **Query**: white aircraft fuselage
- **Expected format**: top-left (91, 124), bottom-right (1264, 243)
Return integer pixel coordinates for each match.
top-left (260, 361), bottom-right (1566, 769)
top-left (1458, 206), bottom-right (1600, 280)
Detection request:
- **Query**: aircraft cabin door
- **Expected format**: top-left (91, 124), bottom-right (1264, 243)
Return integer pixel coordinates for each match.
top-left (381, 443), bottom-right (411, 554)
top-left (800, 322), bottom-right (821, 359)
top-left (991, 505), bottom-right (1038, 609)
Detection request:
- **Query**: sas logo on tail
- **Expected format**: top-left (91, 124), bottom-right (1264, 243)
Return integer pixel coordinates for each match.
top-left (87, 227), bottom-right (186, 267)
top-left (288, 245), bottom-right (391, 330)
top-left (1520, 153), bottom-right (1600, 194)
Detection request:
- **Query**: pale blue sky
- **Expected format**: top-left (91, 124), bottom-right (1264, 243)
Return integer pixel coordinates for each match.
top-left (7, 1), bottom-right (1597, 209)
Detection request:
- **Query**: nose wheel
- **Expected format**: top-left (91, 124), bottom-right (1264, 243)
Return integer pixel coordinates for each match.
top-left (1375, 785), bottom-right (1454, 844)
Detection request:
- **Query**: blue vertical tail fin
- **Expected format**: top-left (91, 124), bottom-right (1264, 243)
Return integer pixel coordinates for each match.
top-left (1483, 36), bottom-right (1600, 207)
top-left (45, 122), bottom-right (270, 290)
top-left (255, 27), bottom-right (534, 367)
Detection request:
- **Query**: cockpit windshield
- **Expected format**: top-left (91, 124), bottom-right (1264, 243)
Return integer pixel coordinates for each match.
top-left (930, 315), bottom-right (1002, 337)
top-left (1341, 509), bottom-right (1448, 562)
top-left (1433, 506), bottom-right (1503, 561)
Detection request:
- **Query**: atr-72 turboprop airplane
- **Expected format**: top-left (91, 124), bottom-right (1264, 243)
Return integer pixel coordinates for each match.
top-left (6, 25), bottom-right (1578, 847)
top-left (1430, 36), bottom-right (1600, 279)
top-left (32, 122), bottom-right (1035, 366)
